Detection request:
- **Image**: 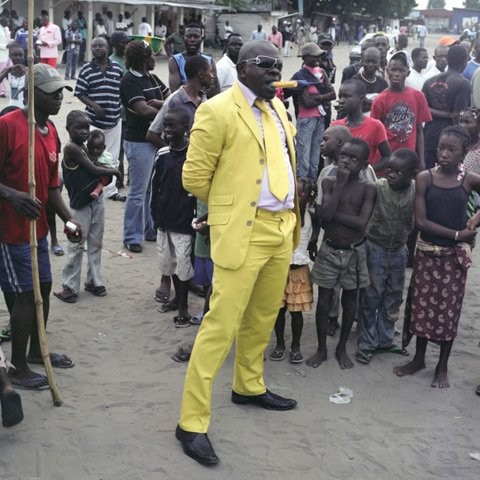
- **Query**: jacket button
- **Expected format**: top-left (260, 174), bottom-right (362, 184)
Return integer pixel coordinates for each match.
top-left (259, 159), bottom-right (265, 164)
top-left (256, 179), bottom-right (261, 184)
top-left (250, 201), bottom-right (256, 207)
top-left (246, 220), bottom-right (253, 226)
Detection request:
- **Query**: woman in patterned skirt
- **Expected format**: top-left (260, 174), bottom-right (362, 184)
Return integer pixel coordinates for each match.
top-left (394, 126), bottom-right (480, 388)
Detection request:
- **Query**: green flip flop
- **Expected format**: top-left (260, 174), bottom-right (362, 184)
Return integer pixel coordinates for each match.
top-left (355, 349), bottom-right (374, 364)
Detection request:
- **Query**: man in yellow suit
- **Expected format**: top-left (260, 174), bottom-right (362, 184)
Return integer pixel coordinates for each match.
top-left (176, 40), bottom-right (300, 466)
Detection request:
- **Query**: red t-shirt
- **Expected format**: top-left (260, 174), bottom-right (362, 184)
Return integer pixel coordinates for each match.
top-left (331, 116), bottom-right (388, 167)
top-left (370, 87), bottom-right (432, 152)
top-left (0, 109), bottom-right (60, 244)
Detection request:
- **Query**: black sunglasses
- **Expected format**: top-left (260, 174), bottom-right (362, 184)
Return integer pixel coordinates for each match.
top-left (241, 56), bottom-right (283, 71)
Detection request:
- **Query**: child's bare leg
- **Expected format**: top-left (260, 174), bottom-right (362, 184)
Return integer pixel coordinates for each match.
top-left (393, 336), bottom-right (427, 377)
top-left (335, 289), bottom-right (356, 369)
top-left (202, 285), bottom-right (212, 315)
top-left (431, 339), bottom-right (453, 388)
top-left (273, 306), bottom-right (287, 350)
top-left (306, 287), bottom-right (333, 367)
top-left (172, 275), bottom-right (189, 317)
top-left (159, 275), bottom-right (171, 297)
top-left (290, 311), bottom-right (303, 353)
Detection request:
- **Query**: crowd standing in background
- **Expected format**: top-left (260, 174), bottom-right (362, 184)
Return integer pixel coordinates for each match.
top-left (1, 8), bottom-right (480, 469)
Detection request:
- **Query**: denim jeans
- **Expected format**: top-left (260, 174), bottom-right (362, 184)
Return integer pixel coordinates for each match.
top-left (296, 116), bottom-right (324, 180)
top-left (357, 240), bottom-right (408, 351)
top-left (65, 50), bottom-right (78, 79)
top-left (123, 140), bottom-right (156, 245)
top-left (62, 197), bottom-right (104, 294)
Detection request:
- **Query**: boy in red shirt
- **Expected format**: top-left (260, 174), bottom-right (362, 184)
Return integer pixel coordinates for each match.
top-left (332, 79), bottom-right (391, 176)
top-left (371, 51), bottom-right (432, 170)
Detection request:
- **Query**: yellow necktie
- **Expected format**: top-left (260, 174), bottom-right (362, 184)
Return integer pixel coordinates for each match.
top-left (254, 98), bottom-right (290, 201)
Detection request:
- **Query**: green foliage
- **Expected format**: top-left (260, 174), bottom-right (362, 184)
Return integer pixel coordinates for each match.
top-left (427, 0), bottom-right (446, 8)
top-left (465, 0), bottom-right (480, 8)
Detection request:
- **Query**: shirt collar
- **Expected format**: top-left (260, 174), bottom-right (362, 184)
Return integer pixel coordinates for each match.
top-left (236, 80), bottom-right (258, 108)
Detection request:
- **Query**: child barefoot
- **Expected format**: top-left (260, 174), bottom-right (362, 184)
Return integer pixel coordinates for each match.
top-left (151, 108), bottom-right (195, 327)
top-left (270, 177), bottom-right (315, 364)
top-left (54, 111), bottom-right (120, 303)
top-left (307, 138), bottom-right (377, 369)
top-left (87, 130), bottom-right (114, 200)
top-left (394, 126), bottom-right (480, 388)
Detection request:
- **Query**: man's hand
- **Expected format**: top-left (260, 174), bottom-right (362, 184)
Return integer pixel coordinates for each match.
top-left (92, 104), bottom-right (106, 119)
top-left (64, 220), bottom-right (83, 243)
top-left (10, 191), bottom-right (42, 220)
top-left (9, 64), bottom-right (26, 76)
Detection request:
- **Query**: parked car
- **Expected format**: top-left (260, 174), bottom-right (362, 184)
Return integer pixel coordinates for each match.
top-left (349, 32), bottom-right (396, 64)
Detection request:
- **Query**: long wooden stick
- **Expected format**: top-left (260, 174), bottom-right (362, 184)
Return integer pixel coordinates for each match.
top-left (27, 0), bottom-right (62, 406)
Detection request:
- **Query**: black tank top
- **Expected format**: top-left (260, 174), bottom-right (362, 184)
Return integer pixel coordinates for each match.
top-left (421, 169), bottom-right (468, 247)
top-left (62, 145), bottom-right (101, 210)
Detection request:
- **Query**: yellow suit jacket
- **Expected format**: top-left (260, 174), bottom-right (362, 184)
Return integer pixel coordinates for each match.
top-left (183, 82), bottom-right (301, 270)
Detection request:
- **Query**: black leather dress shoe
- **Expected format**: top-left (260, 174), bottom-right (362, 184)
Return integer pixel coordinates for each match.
top-left (231, 389), bottom-right (297, 411)
top-left (175, 425), bottom-right (219, 466)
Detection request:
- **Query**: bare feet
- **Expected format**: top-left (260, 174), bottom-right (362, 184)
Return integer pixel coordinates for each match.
top-left (431, 368), bottom-right (449, 388)
top-left (335, 347), bottom-right (354, 369)
top-left (306, 349), bottom-right (327, 368)
top-left (393, 358), bottom-right (426, 377)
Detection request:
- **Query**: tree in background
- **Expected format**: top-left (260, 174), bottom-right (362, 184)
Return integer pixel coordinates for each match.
top-left (427, 0), bottom-right (446, 8)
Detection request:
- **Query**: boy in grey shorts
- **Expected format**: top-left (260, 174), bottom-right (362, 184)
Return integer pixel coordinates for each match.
top-left (307, 138), bottom-right (377, 369)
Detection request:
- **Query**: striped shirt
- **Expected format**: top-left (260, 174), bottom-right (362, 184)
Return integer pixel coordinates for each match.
top-left (75, 60), bottom-right (123, 129)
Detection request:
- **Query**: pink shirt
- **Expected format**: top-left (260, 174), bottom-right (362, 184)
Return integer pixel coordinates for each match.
top-left (38, 22), bottom-right (62, 59)
top-left (268, 31), bottom-right (283, 49)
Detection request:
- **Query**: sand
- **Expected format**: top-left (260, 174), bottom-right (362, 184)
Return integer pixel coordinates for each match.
top-left (0, 34), bottom-right (480, 480)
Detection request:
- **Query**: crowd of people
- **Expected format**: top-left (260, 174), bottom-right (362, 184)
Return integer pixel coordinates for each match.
top-left (0, 6), bottom-right (480, 468)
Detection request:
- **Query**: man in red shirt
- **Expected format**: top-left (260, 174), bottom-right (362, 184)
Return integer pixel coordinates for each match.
top-left (267, 25), bottom-right (283, 52)
top-left (0, 64), bottom-right (80, 391)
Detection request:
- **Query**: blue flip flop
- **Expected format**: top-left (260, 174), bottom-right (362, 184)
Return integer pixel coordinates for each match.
top-left (11, 375), bottom-right (49, 391)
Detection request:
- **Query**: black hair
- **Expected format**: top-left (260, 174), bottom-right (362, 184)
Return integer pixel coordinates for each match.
top-left (87, 129), bottom-right (106, 145)
top-left (0, 105), bottom-right (20, 117)
top-left (411, 47), bottom-right (427, 61)
top-left (340, 78), bottom-right (367, 96)
top-left (227, 32), bottom-right (242, 43)
top-left (342, 137), bottom-right (370, 163)
top-left (66, 110), bottom-right (88, 129)
top-left (439, 125), bottom-right (471, 152)
top-left (125, 40), bottom-right (152, 70)
top-left (391, 148), bottom-right (419, 171)
top-left (184, 55), bottom-right (210, 80)
top-left (165, 106), bottom-right (190, 127)
top-left (110, 31), bottom-right (130, 48)
top-left (460, 106), bottom-right (480, 126)
top-left (448, 45), bottom-right (469, 70)
top-left (185, 24), bottom-right (201, 31)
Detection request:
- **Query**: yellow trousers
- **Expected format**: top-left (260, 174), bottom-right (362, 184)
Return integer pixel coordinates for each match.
top-left (179, 209), bottom-right (296, 433)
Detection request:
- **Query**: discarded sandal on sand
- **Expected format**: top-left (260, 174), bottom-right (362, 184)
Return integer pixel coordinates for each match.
top-left (171, 343), bottom-right (194, 363)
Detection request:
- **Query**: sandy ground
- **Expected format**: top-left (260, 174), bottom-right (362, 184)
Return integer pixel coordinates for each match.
top-left (0, 34), bottom-right (480, 480)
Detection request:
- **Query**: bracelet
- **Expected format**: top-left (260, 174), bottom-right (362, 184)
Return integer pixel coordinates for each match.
top-left (455, 231), bottom-right (459, 241)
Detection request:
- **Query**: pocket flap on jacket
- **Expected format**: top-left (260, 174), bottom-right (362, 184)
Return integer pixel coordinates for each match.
top-left (208, 213), bottom-right (230, 225)
top-left (211, 194), bottom-right (233, 206)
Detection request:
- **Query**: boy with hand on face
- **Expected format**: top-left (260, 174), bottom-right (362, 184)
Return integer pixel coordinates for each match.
top-left (307, 138), bottom-right (377, 369)
top-left (356, 149), bottom-right (419, 364)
